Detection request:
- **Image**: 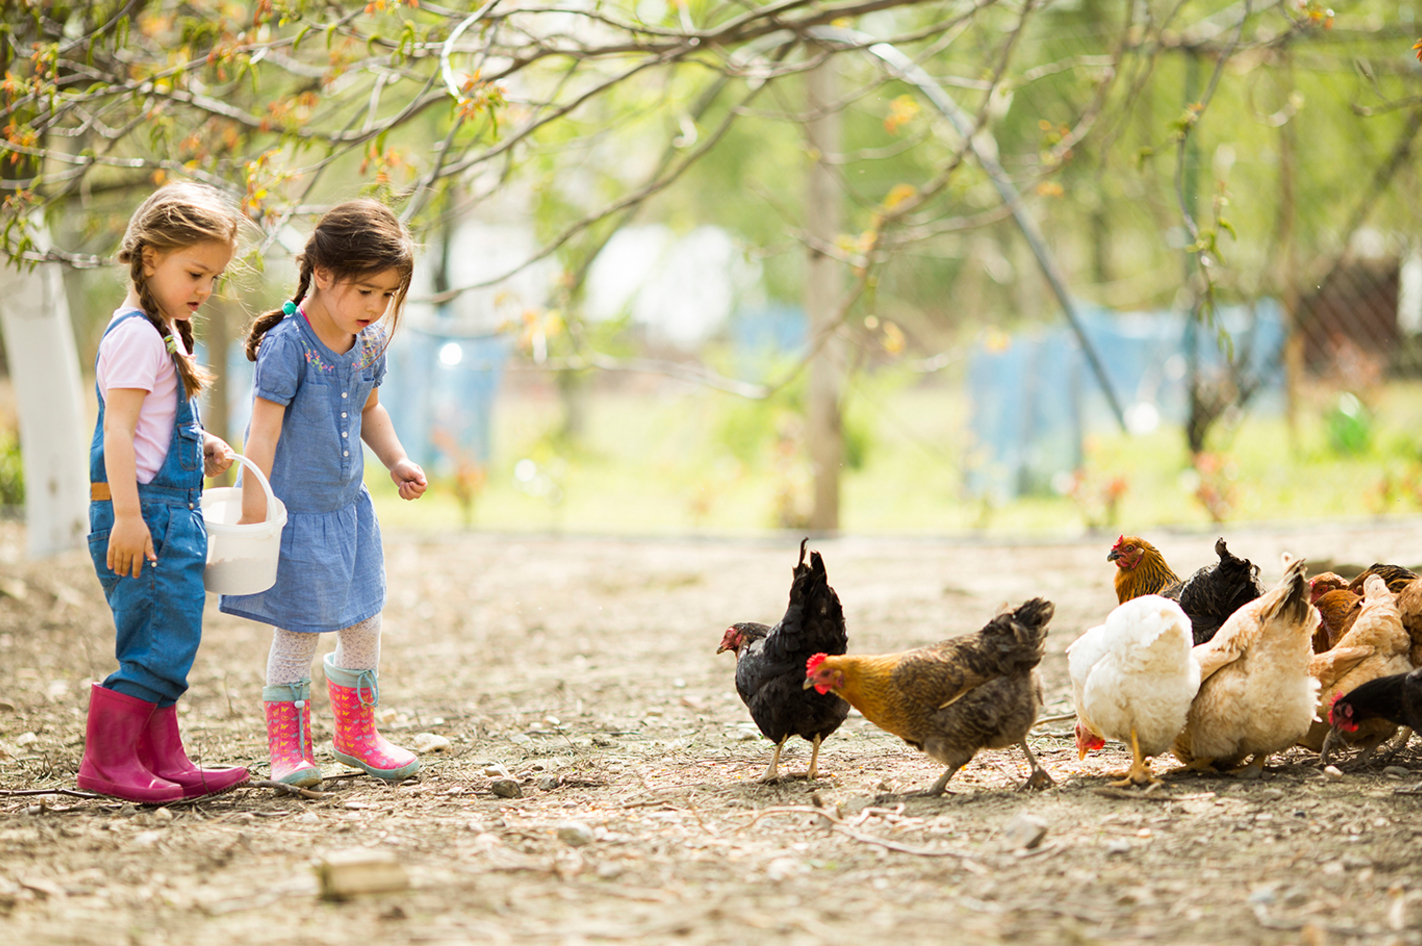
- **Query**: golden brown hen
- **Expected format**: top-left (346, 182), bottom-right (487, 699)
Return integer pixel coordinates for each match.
top-left (1108, 535), bottom-right (1181, 604)
top-left (1309, 573), bottom-right (1362, 654)
top-left (1303, 575), bottom-right (1412, 760)
top-left (803, 597), bottom-right (1055, 795)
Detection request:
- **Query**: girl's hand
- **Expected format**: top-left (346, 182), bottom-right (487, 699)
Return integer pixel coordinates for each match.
top-left (108, 513), bottom-right (156, 578)
top-left (390, 459), bottom-right (427, 501)
top-left (204, 434), bottom-right (235, 477)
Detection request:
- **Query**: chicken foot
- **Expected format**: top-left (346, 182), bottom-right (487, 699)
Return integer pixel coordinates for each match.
top-left (1019, 740), bottom-right (1055, 790)
top-left (1107, 728), bottom-right (1157, 788)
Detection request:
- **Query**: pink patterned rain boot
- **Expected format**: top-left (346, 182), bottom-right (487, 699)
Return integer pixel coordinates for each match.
top-left (76, 684), bottom-right (186, 804)
top-left (323, 653), bottom-right (419, 781)
top-left (136, 703), bottom-right (250, 799)
top-left (262, 680), bottom-right (323, 788)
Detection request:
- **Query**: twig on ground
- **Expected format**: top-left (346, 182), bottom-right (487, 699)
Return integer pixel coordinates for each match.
top-left (1092, 787), bottom-right (1176, 802)
top-left (249, 779), bottom-right (331, 799)
top-left (1033, 712), bottom-right (1078, 727)
top-left (0, 787), bottom-right (102, 799)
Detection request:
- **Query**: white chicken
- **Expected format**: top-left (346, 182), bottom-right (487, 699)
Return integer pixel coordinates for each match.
top-left (1068, 595), bottom-right (1201, 786)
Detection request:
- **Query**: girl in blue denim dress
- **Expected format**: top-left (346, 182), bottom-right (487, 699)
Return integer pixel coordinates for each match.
top-left (80, 182), bottom-right (250, 803)
top-left (220, 200), bottom-right (427, 787)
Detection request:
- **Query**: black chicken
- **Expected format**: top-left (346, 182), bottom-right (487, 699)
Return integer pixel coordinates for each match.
top-left (716, 540), bottom-right (849, 781)
top-left (1323, 667), bottom-right (1422, 763)
top-left (1160, 537), bottom-right (1265, 646)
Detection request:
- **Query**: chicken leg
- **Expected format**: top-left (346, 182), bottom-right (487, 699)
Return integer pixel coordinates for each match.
top-left (1019, 739), bottom-right (1055, 790)
top-left (1108, 728), bottom-right (1156, 787)
top-left (923, 763), bottom-right (963, 797)
top-left (760, 736), bottom-right (787, 781)
top-left (806, 734), bottom-right (824, 780)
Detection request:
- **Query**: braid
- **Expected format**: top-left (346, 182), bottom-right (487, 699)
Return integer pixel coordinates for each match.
top-left (129, 250), bottom-right (213, 399)
top-left (244, 262), bottom-right (313, 361)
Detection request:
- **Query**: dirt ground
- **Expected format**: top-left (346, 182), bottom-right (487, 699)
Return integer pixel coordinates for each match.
top-left (3, 520), bottom-right (1422, 945)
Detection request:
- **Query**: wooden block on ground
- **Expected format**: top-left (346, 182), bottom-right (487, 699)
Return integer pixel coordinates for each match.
top-left (315, 849), bottom-right (409, 900)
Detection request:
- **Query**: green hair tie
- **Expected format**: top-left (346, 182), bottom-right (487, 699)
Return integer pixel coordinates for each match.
top-left (282, 301), bottom-right (297, 317)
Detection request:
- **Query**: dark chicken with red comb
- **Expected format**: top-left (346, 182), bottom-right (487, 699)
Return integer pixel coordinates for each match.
top-left (717, 541), bottom-right (849, 780)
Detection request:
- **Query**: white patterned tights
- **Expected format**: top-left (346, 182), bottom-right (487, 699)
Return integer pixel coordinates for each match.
top-left (265, 614), bottom-right (382, 686)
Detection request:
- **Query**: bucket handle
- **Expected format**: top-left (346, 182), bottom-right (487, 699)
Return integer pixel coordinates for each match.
top-left (230, 453), bottom-right (280, 524)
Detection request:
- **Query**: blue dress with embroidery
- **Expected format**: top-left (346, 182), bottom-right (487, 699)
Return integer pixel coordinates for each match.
top-left (219, 314), bottom-right (387, 633)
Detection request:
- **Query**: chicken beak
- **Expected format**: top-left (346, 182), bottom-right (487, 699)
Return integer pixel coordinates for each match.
top-left (802, 678), bottom-right (815, 690)
top-left (1106, 549), bottom-right (1120, 562)
top-left (715, 644), bottom-right (728, 654)
top-left (1077, 745), bottom-right (1089, 761)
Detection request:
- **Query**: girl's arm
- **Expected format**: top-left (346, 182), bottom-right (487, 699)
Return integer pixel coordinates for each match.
top-left (360, 387), bottom-right (427, 501)
top-left (101, 388), bottom-right (155, 578)
top-left (239, 396), bottom-right (285, 523)
top-left (203, 431), bottom-right (235, 478)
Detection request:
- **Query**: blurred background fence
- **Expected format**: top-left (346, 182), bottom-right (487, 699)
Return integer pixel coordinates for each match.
top-left (1, 0), bottom-right (1420, 538)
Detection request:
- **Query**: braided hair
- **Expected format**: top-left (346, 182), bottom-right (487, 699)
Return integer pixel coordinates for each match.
top-left (245, 199), bottom-right (415, 362)
top-left (117, 182), bottom-right (241, 398)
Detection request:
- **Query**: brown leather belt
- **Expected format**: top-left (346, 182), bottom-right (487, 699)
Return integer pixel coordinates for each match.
top-left (90, 482), bottom-right (112, 502)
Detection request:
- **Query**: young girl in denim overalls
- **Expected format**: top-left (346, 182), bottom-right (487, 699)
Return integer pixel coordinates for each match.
top-left (220, 200), bottom-right (427, 788)
top-left (80, 183), bottom-right (250, 803)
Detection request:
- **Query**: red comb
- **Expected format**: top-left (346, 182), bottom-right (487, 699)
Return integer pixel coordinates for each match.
top-left (1112, 534), bottom-right (1125, 548)
top-left (806, 653), bottom-right (829, 674)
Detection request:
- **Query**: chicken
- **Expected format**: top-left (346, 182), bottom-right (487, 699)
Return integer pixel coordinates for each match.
top-left (1396, 579), bottom-right (1422, 668)
top-left (802, 597), bottom-right (1055, 795)
top-left (1324, 668), bottom-right (1422, 762)
top-left (1068, 595), bottom-right (1201, 786)
top-left (1309, 573), bottom-right (1361, 654)
top-left (1300, 574), bottom-right (1411, 760)
top-left (1108, 535), bottom-right (1180, 604)
top-left (1172, 555), bottom-right (1320, 776)
top-left (1158, 538), bottom-right (1265, 646)
top-left (717, 541), bottom-right (849, 781)
top-left (1347, 564), bottom-right (1418, 596)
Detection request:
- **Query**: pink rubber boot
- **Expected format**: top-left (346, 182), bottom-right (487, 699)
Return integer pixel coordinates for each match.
top-left (137, 703), bottom-right (250, 799)
top-left (262, 680), bottom-right (323, 788)
top-left (76, 684), bottom-right (185, 804)
top-left (323, 653), bottom-right (419, 781)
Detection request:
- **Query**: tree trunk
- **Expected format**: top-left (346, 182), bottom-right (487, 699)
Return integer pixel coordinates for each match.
top-left (0, 257), bottom-right (88, 557)
top-left (805, 55), bottom-right (843, 532)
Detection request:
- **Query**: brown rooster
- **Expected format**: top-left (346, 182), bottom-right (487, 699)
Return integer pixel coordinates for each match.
top-left (1108, 535), bottom-right (1180, 604)
top-left (802, 597), bottom-right (1056, 795)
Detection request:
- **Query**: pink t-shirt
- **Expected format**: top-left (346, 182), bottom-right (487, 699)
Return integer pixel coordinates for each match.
top-left (95, 308), bottom-right (189, 484)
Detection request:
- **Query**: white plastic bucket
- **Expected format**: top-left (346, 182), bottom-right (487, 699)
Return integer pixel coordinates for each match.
top-left (201, 454), bottom-right (287, 595)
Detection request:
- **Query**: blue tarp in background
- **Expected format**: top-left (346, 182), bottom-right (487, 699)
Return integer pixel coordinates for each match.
top-left (966, 300), bottom-right (1287, 501)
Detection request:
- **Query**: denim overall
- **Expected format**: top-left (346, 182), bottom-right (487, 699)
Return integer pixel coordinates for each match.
top-left (87, 310), bottom-right (208, 707)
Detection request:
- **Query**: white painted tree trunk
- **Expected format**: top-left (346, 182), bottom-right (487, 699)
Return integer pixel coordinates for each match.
top-left (0, 258), bottom-right (88, 557)
top-left (805, 57), bottom-right (844, 532)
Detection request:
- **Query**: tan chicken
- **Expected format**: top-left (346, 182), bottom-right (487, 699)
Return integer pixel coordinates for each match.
top-left (1301, 575), bottom-right (1411, 759)
top-left (1396, 579), bottom-right (1422, 669)
top-left (1172, 556), bottom-right (1319, 777)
